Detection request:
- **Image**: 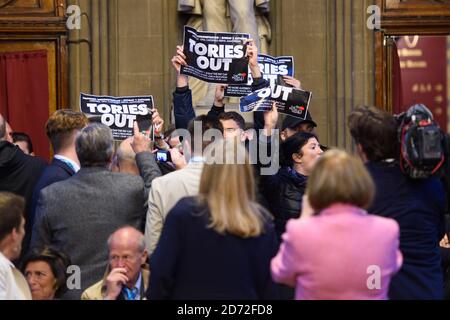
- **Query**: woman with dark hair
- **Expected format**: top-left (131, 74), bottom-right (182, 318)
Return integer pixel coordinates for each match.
top-left (262, 131), bottom-right (323, 243)
top-left (22, 247), bottom-right (71, 300)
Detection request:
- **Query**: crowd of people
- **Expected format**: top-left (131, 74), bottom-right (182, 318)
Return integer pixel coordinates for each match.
top-left (0, 39), bottom-right (449, 300)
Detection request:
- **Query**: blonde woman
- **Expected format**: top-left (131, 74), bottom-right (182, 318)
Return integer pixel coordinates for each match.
top-left (271, 150), bottom-right (403, 300)
top-left (147, 140), bottom-right (279, 299)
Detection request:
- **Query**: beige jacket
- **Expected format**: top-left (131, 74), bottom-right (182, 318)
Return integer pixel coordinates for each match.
top-left (81, 265), bottom-right (150, 300)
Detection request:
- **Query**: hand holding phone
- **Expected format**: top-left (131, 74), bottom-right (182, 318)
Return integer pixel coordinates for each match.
top-left (156, 150), bottom-right (172, 163)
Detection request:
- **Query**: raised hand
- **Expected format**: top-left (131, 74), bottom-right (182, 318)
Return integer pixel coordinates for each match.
top-left (169, 147), bottom-right (187, 170)
top-left (151, 108), bottom-right (164, 136)
top-left (131, 121), bottom-right (152, 154)
top-left (245, 39), bottom-right (262, 78)
top-left (171, 45), bottom-right (189, 87)
top-left (283, 76), bottom-right (302, 89)
top-left (171, 45), bottom-right (187, 74)
top-left (263, 102), bottom-right (279, 136)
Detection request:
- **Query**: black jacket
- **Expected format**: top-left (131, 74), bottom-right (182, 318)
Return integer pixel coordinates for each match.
top-left (0, 141), bottom-right (47, 259)
top-left (30, 158), bottom-right (75, 236)
top-left (173, 86), bottom-right (196, 130)
top-left (262, 166), bottom-right (307, 243)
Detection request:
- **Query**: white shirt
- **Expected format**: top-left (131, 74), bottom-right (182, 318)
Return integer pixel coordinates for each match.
top-left (0, 252), bottom-right (31, 300)
top-left (54, 154), bottom-right (80, 173)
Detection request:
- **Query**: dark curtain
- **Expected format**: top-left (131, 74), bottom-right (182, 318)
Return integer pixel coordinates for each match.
top-left (0, 50), bottom-right (50, 161)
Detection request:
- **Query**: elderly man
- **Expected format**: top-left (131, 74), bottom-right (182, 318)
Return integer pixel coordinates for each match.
top-left (81, 227), bottom-right (149, 300)
top-left (31, 123), bottom-right (146, 299)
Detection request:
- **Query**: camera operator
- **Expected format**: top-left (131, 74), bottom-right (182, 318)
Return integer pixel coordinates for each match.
top-left (348, 105), bottom-right (446, 300)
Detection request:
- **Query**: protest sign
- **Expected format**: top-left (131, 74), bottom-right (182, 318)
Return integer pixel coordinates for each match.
top-left (239, 85), bottom-right (312, 119)
top-left (225, 54), bottom-right (294, 97)
top-left (180, 26), bottom-right (250, 84)
top-left (80, 93), bottom-right (154, 140)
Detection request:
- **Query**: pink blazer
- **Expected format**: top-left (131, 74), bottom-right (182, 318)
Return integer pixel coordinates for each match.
top-left (271, 204), bottom-right (403, 300)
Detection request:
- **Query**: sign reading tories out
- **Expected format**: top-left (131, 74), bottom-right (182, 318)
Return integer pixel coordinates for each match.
top-left (240, 85), bottom-right (312, 119)
top-left (180, 26), bottom-right (250, 84)
top-left (80, 93), bottom-right (154, 140)
top-left (226, 54), bottom-right (295, 97)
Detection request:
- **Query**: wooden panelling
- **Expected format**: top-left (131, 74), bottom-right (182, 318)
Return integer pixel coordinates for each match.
top-left (380, 0), bottom-right (450, 33)
top-left (384, 0), bottom-right (450, 16)
top-left (376, 0), bottom-right (450, 111)
top-left (0, 0), bottom-right (66, 34)
top-left (0, 0), bottom-right (62, 16)
top-left (0, 0), bottom-right (69, 109)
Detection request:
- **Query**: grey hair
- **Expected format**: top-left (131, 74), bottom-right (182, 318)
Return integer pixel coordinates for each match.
top-left (0, 114), bottom-right (5, 141)
top-left (107, 226), bottom-right (146, 253)
top-left (76, 123), bottom-right (114, 168)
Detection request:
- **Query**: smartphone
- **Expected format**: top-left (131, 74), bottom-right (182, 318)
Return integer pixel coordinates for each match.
top-left (156, 150), bottom-right (172, 163)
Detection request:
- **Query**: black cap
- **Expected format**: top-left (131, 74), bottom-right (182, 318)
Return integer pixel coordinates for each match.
top-left (281, 112), bottom-right (317, 131)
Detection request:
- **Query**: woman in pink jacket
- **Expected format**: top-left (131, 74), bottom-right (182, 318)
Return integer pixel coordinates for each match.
top-left (271, 149), bottom-right (403, 300)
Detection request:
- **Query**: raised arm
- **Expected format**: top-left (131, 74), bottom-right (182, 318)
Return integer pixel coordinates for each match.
top-left (172, 45), bottom-right (196, 129)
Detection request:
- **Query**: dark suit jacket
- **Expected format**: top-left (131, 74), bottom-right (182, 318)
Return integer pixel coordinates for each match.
top-left (147, 197), bottom-right (280, 300)
top-left (30, 158), bottom-right (75, 239)
top-left (30, 167), bottom-right (146, 300)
